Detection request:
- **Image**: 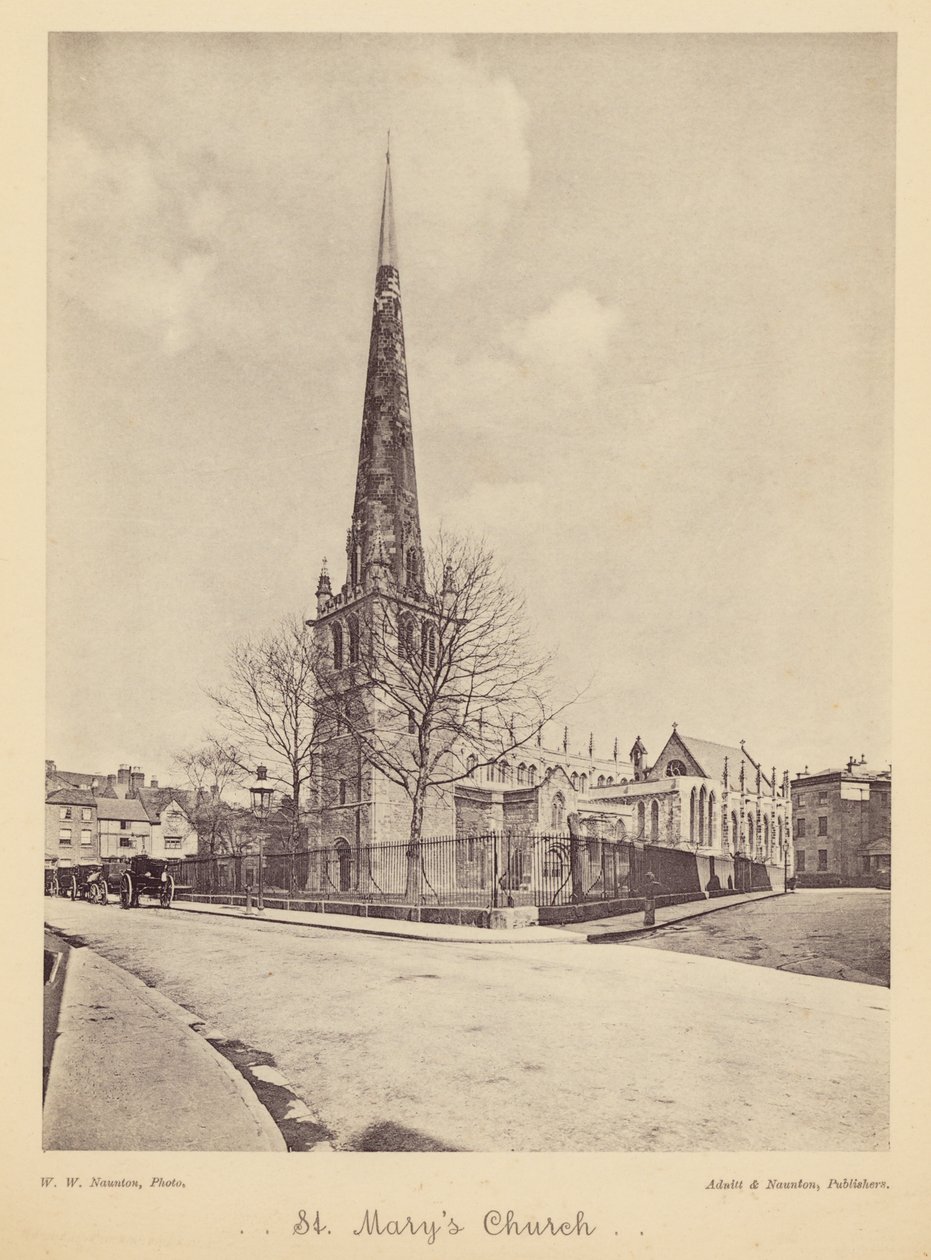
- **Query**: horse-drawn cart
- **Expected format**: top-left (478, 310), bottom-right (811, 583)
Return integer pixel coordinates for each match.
top-left (111, 853), bottom-right (176, 909)
top-left (49, 860), bottom-right (108, 902)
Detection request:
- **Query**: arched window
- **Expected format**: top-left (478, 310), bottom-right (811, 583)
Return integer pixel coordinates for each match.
top-left (666, 759), bottom-right (687, 776)
top-left (347, 614), bottom-right (360, 664)
top-left (527, 765), bottom-right (537, 786)
top-left (466, 754), bottom-right (478, 779)
top-left (407, 547), bottom-right (419, 586)
top-left (606, 776), bottom-right (614, 786)
top-left (334, 838), bottom-right (352, 892)
top-left (331, 623), bottom-right (343, 670)
top-left (650, 800), bottom-right (659, 842)
top-left (338, 779), bottom-right (347, 805)
top-left (637, 801), bottom-right (646, 836)
top-left (500, 760), bottom-right (511, 783)
top-left (698, 786), bottom-right (706, 845)
top-left (400, 616), bottom-right (415, 661)
top-left (597, 775), bottom-right (605, 788)
top-left (517, 763), bottom-right (526, 785)
top-left (579, 774), bottom-right (588, 793)
top-left (690, 788), bottom-right (697, 842)
top-left (551, 792), bottom-right (566, 830)
top-left (570, 772), bottom-right (579, 790)
top-left (708, 792), bottom-right (717, 845)
top-left (419, 622), bottom-right (437, 669)
top-left (731, 811), bottom-right (740, 852)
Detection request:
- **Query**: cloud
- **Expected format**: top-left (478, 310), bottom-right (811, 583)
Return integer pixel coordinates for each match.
top-left (502, 288), bottom-right (622, 382)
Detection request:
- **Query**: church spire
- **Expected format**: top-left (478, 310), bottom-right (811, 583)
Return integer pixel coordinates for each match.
top-left (346, 143), bottom-right (423, 596)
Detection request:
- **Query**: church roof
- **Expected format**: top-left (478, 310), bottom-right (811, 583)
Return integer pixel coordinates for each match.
top-left (664, 732), bottom-right (775, 791)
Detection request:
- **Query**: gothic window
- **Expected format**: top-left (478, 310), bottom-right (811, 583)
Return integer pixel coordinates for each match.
top-left (666, 759), bottom-right (687, 776)
top-left (517, 763), bottom-right (526, 784)
top-left (597, 775), bottom-right (605, 788)
top-left (421, 621), bottom-right (437, 669)
top-left (407, 547), bottom-right (419, 586)
top-left (338, 780), bottom-right (347, 805)
top-left (637, 801), bottom-right (646, 835)
top-left (731, 811), bottom-right (739, 850)
top-left (579, 773), bottom-right (588, 793)
top-left (499, 760), bottom-right (511, 783)
top-left (606, 776), bottom-right (614, 786)
top-left (407, 710), bottom-right (417, 734)
top-left (347, 614), bottom-right (360, 664)
top-left (332, 623), bottom-right (344, 670)
top-left (551, 792), bottom-right (566, 830)
top-left (650, 800), bottom-right (659, 842)
top-left (466, 754), bottom-right (478, 779)
top-left (527, 765), bottom-right (537, 785)
top-left (399, 615), bottom-right (415, 661)
top-left (690, 788), bottom-right (697, 842)
top-left (708, 792), bottom-right (717, 844)
top-left (747, 814), bottom-right (755, 850)
top-left (570, 772), bottom-right (579, 790)
top-left (698, 786), bottom-right (706, 845)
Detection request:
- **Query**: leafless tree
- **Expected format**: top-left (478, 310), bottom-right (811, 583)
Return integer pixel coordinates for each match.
top-left (207, 613), bottom-right (316, 852)
top-left (312, 531), bottom-right (574, 859)
top-left (172, 737), bottom-right (244, 855)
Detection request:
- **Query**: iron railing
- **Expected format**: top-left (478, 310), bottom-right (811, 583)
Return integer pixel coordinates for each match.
top-left (169, 830), bottom-right (741, 909)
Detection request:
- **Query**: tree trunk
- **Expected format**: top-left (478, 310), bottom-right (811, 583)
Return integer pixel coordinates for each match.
top-left (405, 789), bottom-right (425, 902)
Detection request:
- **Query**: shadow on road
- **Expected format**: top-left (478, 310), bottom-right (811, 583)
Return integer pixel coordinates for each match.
top-left (343, 1121), bottom-right (463, 1152)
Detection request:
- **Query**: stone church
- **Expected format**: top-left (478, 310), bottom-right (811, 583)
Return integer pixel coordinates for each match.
top-left (305, 153), bottom-right (792, 891)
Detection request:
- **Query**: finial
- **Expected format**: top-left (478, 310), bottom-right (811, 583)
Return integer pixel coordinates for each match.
top-left (672, 720), bottom-right (677, 730)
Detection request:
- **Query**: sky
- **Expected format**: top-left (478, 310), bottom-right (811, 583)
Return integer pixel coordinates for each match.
top-left (46, 32), bottom-right (895, 784)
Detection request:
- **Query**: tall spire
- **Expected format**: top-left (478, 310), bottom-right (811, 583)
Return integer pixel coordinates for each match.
top-left (346, 143), bottom-right (423, 596)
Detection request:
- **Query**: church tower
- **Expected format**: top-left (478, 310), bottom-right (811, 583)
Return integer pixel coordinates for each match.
top-left (309, 148), bottom-right (450, 857)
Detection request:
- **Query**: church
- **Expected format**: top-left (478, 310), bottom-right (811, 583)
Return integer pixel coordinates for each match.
top-left (304, 151), bottom-right (792, 897)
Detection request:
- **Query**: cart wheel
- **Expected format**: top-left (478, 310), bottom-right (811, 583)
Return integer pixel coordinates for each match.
top-left (49, 876), bottom-right (59, 898)
top-left (67, 874), bottom-right (77, 901)
top-left (159, 874), bottom-right (175, 909)
top-left (97, 881), bottom-right (108, 906)
top-left (120, 873), bottom-right (134, 909)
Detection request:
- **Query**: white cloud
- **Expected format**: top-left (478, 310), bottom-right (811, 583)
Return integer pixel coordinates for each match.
top-left (502, 288), bottom-right (621, 381)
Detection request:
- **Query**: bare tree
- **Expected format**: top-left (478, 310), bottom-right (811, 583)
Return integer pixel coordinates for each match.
top-left (208, 613), bottom-right (316, 852)
top-left (312, 531), bottom-right (573, 853)
top-left (173, 738), bottom-right (243, 855)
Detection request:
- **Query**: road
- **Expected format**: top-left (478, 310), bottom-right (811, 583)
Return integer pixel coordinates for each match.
top-left (43, 898), bottom-right (888, 1153)
top-left (621, 889), bottom-right (890, 985)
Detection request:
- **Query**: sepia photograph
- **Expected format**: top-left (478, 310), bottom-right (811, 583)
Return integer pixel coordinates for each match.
top-left (40, 28), bottom-right (896, 1167)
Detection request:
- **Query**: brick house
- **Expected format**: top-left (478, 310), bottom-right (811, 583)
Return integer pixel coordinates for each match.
top-left (791, 758), bottom-right (891, 883)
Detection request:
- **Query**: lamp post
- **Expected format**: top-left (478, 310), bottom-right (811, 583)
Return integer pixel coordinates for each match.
top-left (249, 765), bottom-right (274, 913)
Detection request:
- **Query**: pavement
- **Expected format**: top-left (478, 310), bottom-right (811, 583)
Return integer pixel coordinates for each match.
top-left (164, 887), bottom-right (784, 942)
top-left (43, 930), bottom-right (288, 1151)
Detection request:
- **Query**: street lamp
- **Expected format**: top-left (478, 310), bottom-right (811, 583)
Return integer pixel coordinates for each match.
top-left (249, 765), bottom-right (274, 912)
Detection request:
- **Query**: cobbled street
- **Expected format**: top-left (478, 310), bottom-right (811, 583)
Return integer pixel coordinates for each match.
top-left (621, 889), bottom-right (890, 985)
top-left (44, 896), bottom-right (888, 1153)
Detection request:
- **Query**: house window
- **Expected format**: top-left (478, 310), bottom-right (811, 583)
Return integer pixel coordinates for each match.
top-left (120, 820), bottom-right (130, 831)
top-left (796, 819), bottom-right (806, 839)
top-left (119, 837), bottom-right (134, 849)
top-left (818, 792), bottom-right (828, 804)
top-left (818, 816), bottom-right (828, 836)
top-left (59, 828), bottom-right (72, 845)
top-left (796, 793), bottom-right (806, 807)
top-left (164, 838), bottom-right (182, 850)
top-left (80, 829), bottom-right (92, 846)
top-left (796, 850), bottom-right (806, 872)
top-left (818, 849), bottom-right (828, 871)
top-left (81, 807), bottom-right (92, 822)
top-left (59, 806), bottom-right (72, 820)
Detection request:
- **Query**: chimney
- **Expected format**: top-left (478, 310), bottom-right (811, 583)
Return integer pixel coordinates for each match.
top-left (117, 764), bottom-right (131, 786)
top-left (107, 774), bottom-right (116, 790)
top-left (45, 760), bottom-right (56, 776)
top-left (149, 777), bottom-right (159, 789)
top-left (130, 766), bottom-right (145, 792)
